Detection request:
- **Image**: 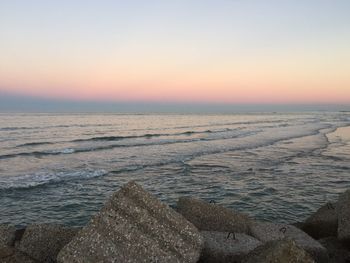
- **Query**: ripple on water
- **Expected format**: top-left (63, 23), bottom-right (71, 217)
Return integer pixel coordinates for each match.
top-left (0, 113), bottom-right (350, 226)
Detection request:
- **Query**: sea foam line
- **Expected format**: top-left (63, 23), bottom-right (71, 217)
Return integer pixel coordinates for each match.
top-left (0, 169), bottom-right (108, 191)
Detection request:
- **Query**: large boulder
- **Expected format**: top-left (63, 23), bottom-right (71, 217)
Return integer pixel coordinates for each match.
top-left (318, 237), bottom-right (350, 263)
top-left (176, 197), bottom-right (251, 234)
top-left (58, 181), bottom-right (203, 263)
top-left (0, 225), bottom-right (16, 247)
top-left (243, 239), bottom-right (315, 263)
top-left (250, 222), bottom-right (328, 263)
top-left (337, 189), bottom-right (350, 241)
top-left (0, 246), bottom-right (36, 263)
top-left (319, 237), bottom-right (350, 263)
top-left (18, 224), bottom-right (79, 263)
top-left (303, 202), bottom-right (338, 239)
top-left (199, 231), bottom-right (261, 263)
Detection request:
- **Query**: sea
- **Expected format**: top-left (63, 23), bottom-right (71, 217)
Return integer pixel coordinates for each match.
top-left (1, 112), bottom-right (350, 227)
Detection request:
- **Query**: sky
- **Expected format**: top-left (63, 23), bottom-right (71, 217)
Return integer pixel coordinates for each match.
top-left (0, 0), bottom-right (350, 110)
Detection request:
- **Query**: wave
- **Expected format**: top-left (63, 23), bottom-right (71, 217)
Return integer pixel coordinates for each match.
top-left (0, 119), bottom-right (280, 133)
top-left (14, 127), bottom-right (238, 147)
top-left (1, 130), bottom-right (256, 160)
top-left (0, 159), bottom-right (199, 192)
top-left (0, 122), bottom-right (342, 165)
top-left (51, 148), bottom-right (75, 154)
top-left (17, 141), bottom-right (54, 147)
top-left (165, 119), bottom-right (286, 130)
top-left (0, 127), bottom-right (31, 131)
top-left (72, 129), bottom-right (218, 142)
top-left (0, 169), bottom-right (107, 191)
top-left (3, 123), bottom-right (341, 161)
top-left (0, 124), bottom-right (339, 192)
top-left (0, 123), bottom-right (115, 132)
top-left (0, 148), bottom-right (77, 159)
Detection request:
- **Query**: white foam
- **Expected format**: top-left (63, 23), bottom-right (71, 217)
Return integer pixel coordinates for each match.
top-left (47, 148), bottom-right (75, 154)
top-left (0, 169), bottom-right (107, 190)
top-left (61, 148), bottom-right (75, 154)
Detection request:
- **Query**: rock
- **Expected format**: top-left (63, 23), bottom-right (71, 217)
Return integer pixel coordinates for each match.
top-left (18, 224), bottom-right (79, 263)
top-left (176, 197), bottom-right (251, 234)
top-left (13, 227), bottom-right (26, 247)
top-left (199, 231), bottom-right (261, 263)
top-left (292, 221), bottom-right (305, 230)
top-left (337, 189), bottom-right (350, 241)
top-left (0, 246), bottom-right (15, 259)
top-left (250, 221), bottom-right (328, 263)
top-left (243, 239), bottom-right (315, 263)
top-left (58, 181), bottom-right (203, 263)
top-left (319, 237), bottom-right (350, 263)
top-left (0, 246), bottom-right (36, 263)
top-left (0, 224), bottom-right (16, 246)
top-left (303, 202), bottom-right (338, 239)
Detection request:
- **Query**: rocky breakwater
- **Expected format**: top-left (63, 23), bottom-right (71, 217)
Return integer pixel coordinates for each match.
top-left (58, 181), bottom-right (203, 263)
top-left (0, 181), bottom-right (350, 262)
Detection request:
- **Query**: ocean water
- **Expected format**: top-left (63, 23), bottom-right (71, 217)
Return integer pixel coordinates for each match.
top-left (0, 112), bottom-right (350, 227)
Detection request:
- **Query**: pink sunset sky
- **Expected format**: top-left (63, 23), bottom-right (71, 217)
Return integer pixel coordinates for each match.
top-left (0, 0), bottom-right (349, 105)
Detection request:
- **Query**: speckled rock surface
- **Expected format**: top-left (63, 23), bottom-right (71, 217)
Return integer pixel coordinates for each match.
top-left (58, 181), bottom-right (203, 263)
top-left (0, 225), bottom-right (16, 246)
top-left (0, 246), bottom-right (15, 259)
top-left (250, 222), bottom-right (328, 263)
top-left (0, 246), bottom-right (36, 263)
top-left (199, 231), bottom-right (261, 263)
top-left (176, 197), bottom-right (251, 234)
top-left (303, 202), bottom-right (338, 239)
top-left (243, 239), bottom-right (315, 263)
top-left (337, 189), bottom-right (350, 241)
top-left (18, 224), bottom-right (79, 263)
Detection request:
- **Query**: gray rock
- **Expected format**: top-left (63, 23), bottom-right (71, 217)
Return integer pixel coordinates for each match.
top-left (18, 224), bottom-right (79, 263)
top-left (303, 202), bottom-right (338, 239)
top-left (243, 239), bottom-right (315, 263)
top-left (0, 225), bottom-right (16, 246)
top-left (58, 181), bottom-right (203, 263)
top-left (199, 231), bottom-right (261, 263)
top-left (0, 246), bottom-right (36, 263)
top-left (0, 246), bottom-right (15, 259)
top-left (337, 189), bottom-right (350, 241)
top-left (176, 197), bottom-right (251, 234)
top-left (250, 221), bottom-right (328, 263)
top-left (319, 237), bottom-right (350, 263)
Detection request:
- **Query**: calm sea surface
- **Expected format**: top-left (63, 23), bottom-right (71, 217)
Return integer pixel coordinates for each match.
top-left (1, 112), bottom-right (350, 227)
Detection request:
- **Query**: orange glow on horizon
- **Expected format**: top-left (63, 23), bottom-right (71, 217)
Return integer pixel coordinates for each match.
top-left (1, 39), bottom-right (349, 104)
top-left (1, 1), bottom-right (349, 105)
